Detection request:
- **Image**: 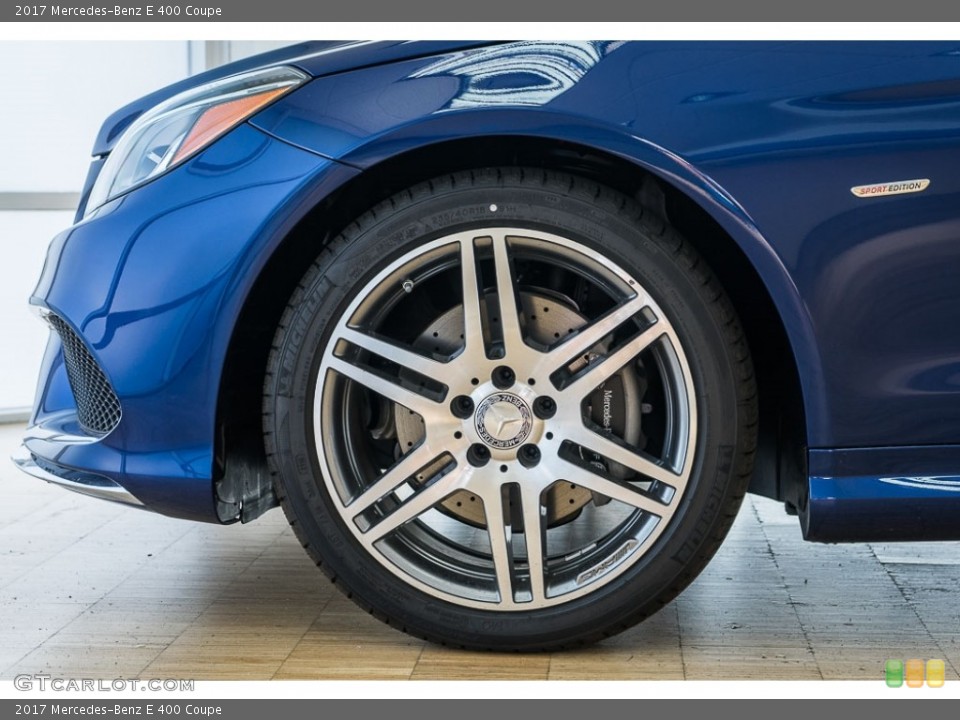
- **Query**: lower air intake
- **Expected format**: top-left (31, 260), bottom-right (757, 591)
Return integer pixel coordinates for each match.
top-left (47, 314), bottom-right (121, 436)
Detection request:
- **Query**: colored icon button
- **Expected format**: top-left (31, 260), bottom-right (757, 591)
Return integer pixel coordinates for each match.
top-left (926, 659), bottom-right (945, 688)
top-left (906, 658), bottom-right (925, 688)
top-left (885, 659), bottom-right (904, 688)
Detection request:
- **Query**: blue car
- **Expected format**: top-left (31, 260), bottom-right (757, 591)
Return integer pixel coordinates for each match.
top-left (13, 40), bottom-right (960, 650)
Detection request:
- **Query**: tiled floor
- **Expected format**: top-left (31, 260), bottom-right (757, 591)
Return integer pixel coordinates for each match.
top-left (2, 422), bottom-right (959, 681)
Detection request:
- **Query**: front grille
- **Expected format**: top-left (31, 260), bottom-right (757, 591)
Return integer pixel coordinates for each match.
top-left (47, 314), bottom-right (122, 436)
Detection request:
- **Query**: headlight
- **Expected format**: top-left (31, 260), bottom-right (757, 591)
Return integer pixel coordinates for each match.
top-left (84, 65), bottom-right (308, 216)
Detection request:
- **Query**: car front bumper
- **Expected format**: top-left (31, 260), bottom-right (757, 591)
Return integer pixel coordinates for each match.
top-left (12, 123), bottom-right (350, 522)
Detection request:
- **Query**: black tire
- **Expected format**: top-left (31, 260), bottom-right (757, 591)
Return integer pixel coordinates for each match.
top-left (263, 168), bottom-right (757, 651)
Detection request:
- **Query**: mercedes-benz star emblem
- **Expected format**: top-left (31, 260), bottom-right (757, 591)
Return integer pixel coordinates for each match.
top-left (475, 393), bottom-right (533, 449)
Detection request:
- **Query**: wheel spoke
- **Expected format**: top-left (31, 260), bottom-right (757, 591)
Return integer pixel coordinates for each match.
top-left (346, 443), bottom-right (441, 517)
top-left (327, 356), bottom-right (441, 417)
top-left (558, 322), bottom-right (663, 398)
top-left (483, 487), bottom-right (516, 606)
top-left (567, 426), bottom-right (686, 489)
top-left (518, 485), bottom-right (547, 604)
top-left (337, 326), bottom-right (455, 385)
top-left (459, 237), bottom-right (485, 359)
top-left (482, 484), bottom-right (547, 606)
top-left (362, 464), bottom-right (468, 544)
top-left (541, 294), bottom-right (648, 374)
top-left (550, 457), bottom-right (668, 516)
top-left (490, 233), bottom-right (525, 355)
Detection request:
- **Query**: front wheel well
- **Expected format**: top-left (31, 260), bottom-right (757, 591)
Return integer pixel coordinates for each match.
top-left (214, 136), bottom-right (807, 522)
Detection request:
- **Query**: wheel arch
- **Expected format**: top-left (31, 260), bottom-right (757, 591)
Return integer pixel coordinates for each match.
top-left (216, 132), bottom-right (815, 521)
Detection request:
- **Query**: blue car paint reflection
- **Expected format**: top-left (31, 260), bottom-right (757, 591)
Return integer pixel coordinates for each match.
top-left (410, 41), bottom-right (619, 109)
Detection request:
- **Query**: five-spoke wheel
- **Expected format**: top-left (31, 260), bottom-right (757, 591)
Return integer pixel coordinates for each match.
top-left (264, 169), bottom-right (756, 649)
top-left (314, 228), bottom-right (695, 609)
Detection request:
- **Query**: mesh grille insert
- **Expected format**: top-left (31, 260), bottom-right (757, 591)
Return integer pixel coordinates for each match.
top-left (47, 314), bottom-right (121, 436)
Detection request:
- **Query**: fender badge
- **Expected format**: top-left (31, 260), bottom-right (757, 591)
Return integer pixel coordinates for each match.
top-left (851, 179), bottom-right (930, 198)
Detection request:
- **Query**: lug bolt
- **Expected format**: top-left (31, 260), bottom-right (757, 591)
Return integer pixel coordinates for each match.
top-left (467, 444), bottom-right (491, 467)
top-left (533, 396), bottom-right (557, 419)
top-left (450, 395), bottom-right (474, 419)
top-left (492, 365), bottom-right (515, 389)
top-left (518, 444), bottom-right (541, 468)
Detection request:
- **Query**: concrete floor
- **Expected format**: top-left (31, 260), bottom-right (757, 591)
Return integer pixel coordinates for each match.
top-left (2, 422), bottom-right (959, 681)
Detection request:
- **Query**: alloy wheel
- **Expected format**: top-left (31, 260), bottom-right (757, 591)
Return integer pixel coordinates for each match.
top-left (312, 227), bottom-right (697, 610)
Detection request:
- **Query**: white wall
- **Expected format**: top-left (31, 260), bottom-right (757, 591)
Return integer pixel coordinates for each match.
top-left (0, 210), bottom-right (75, 414)
top-left (0, 41), bottom-right (295, 414)
top-left (0, 43), bottom-right (191, 193)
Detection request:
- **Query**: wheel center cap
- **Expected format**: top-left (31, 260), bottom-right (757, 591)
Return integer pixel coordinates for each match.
top-left (475, 393), bottom-right (533, 449)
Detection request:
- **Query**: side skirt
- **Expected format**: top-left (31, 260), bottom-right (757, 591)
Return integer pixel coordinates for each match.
top-left (802, 446), bottom-right (960, 542)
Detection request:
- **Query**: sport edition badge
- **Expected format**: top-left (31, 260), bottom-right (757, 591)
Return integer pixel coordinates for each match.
top-left (851, 178), bottom-right (930, 198)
